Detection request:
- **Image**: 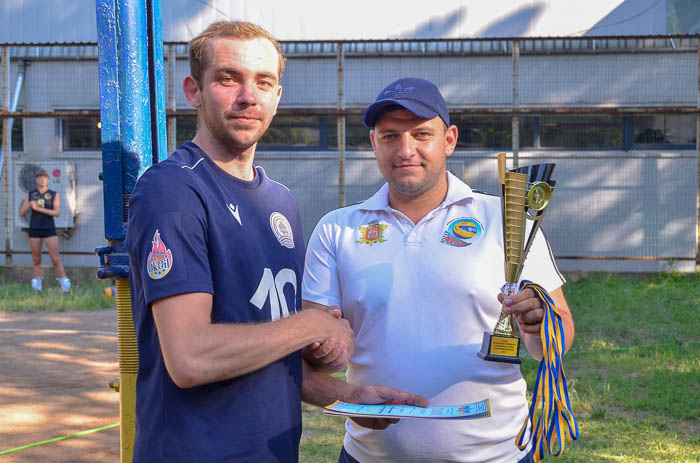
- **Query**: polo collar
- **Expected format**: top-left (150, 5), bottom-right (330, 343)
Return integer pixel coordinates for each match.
top-left (359, 171), bottom-right (476, 212)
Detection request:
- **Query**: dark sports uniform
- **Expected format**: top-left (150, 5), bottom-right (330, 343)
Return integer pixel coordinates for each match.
top-left (125, 142), bottom-right (306, 462)
top-left (26, 189), bottom-right (57, 238)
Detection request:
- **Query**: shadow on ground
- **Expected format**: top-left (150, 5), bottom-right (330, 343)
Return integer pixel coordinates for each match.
top-left (0, 310), bottom-right (120, 462)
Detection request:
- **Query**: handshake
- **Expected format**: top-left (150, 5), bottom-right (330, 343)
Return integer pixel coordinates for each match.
top-left (299, 301), bottom-right (430, 431)
top-left (302, 302), bottom-right (354, 371)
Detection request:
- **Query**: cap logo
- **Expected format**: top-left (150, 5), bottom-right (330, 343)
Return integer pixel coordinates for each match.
top-left (384, 84), bottom-right (415, 99)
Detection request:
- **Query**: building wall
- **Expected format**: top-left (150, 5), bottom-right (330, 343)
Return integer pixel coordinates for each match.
top-left (1, 45), bottom-right (697, 271)
top-left (255, 149), bottom-right (698, 273)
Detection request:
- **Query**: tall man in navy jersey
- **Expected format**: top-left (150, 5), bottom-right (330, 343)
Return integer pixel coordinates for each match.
top-left (125, 21), bottom-right (427, 463)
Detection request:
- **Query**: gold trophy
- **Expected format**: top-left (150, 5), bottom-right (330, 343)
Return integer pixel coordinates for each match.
top-left (478, 152), bottom-right (557, 364)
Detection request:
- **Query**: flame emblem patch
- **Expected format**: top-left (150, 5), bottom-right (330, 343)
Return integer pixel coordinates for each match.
top-left (357, 221), bottom-right (388, 245)
top-left (147, 229), bottom-right (173, 279)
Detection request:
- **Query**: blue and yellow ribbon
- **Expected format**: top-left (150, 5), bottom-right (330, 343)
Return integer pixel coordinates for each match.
top-left (515, 280), bottom-right (579, 462)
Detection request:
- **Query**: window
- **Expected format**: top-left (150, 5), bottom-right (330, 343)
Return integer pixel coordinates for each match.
top-left (536, 115), bottom-right (623, 149)
top-left (62, 118), bottom-right (101, 150)
top-left (259, 115), bottom-right (371, 150)
top-left (452, 116), bottom-right (526, 149)
top-left (261, 116), bottom-right (323, 148)
top-left (0, 117), bottom-right (23, 151)
top-left (327, 116), bottom-right (372, 150)
top-left (171, 113), bottom-right (695, 152)
top-left (633, 115), bottom-right (696, 147)
top-left (176, 117), bottom-right (197, 148)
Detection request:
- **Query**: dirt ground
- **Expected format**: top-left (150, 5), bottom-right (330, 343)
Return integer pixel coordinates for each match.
top-left (0, 310), bottom-right (120, 462)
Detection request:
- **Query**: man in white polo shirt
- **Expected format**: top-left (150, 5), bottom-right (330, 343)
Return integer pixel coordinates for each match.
top-left (302, 77), bottom-right (574, 463)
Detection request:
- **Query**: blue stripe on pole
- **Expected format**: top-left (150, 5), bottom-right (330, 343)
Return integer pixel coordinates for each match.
top-left (118, 0), bottom-right (154, 187)
top-left (149, 0), bottom-right (168, 163)
top-left (96, 0), bottom-right (125, 240)
top-left (97, 0), bottom-right (167, 240)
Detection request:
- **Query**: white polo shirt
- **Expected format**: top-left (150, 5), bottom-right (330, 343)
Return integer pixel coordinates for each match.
top-left (303, 172), bottom-right (565, 463)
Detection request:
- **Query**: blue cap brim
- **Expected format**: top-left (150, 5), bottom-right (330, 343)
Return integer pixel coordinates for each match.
top-left (362, 99), bottom-right (441, 128)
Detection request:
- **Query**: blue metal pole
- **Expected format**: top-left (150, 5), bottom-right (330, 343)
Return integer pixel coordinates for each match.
top-left (96, 0), bottom-right (123, 242)
top-left (148, 0), bottom-right (168, 163)
top-left (117, 0), bottom-right (155, 190)
top-left (96, 1), bottom-right (166, 461)
top-left (96, 0), bottom-right (166, 273)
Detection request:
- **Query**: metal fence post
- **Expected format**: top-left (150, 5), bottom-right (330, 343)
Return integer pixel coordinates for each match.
top-left (2, 46), bottom-right (11, 266)
top-left (337, 42), bottom-right (345, 208)
top-left (167, 44), bottom-right (176, 154)
top-left (96, 0), bottom-right (167, 461)
top-left (696, 43), bottom-right (699, 271)
top-left (512, 39), bottom-right (520, 169)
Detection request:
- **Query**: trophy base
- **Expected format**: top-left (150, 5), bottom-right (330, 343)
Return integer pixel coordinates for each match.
top-left (477, 331), bottom-right (522, 364)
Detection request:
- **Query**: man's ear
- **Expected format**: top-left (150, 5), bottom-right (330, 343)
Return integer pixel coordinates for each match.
top-left (445, 124), bottom-right (458, 158)
top-left (183, 75), bottom-right (201, 109)
top-left (370, 130), bottom-right (377, 158)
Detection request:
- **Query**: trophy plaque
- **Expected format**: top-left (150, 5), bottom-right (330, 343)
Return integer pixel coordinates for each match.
top-left (478, 153), bottom-right (557, 364)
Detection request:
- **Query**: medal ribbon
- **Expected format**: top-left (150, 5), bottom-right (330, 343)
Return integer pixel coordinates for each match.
top-left (515, 280), bottom-right (579, 462)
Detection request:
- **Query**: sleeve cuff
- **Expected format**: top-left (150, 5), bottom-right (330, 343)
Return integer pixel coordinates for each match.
top-left (301, 289), bottom-right (341, 309)
top-left (145, 280), bottom-right (214, 306)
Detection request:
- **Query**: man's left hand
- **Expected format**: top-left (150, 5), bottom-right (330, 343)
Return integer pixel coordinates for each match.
top-left (500, 288), bottom-right (543, 336)
top-left (346, 385), bottom-right (429, 430)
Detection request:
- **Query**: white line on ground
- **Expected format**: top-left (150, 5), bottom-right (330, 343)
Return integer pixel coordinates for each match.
top-left (0, 328), bottom-right (118, 336)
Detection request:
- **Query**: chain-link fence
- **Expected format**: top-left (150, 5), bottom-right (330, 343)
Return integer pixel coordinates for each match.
top-left (1, 36), bottom-right (698, 272)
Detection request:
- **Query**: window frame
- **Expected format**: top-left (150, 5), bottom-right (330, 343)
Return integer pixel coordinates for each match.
top-left (628, 114), bottom-right (696, 150)
top-left (60, 116), bottom-right (102, 152)
top-left (0, 115), bottom-right (24, 152)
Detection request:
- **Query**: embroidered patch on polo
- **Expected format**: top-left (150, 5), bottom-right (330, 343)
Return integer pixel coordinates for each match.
top-left (357, 221), bottom-right (388, 246)
top-left (440, 218), bottom-right (483, 247)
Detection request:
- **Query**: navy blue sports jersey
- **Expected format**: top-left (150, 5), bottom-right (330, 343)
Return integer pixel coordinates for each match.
top-left (125, 142), bottom-right (305, 462)
top-left (28, 189), bottom-right (57, 230)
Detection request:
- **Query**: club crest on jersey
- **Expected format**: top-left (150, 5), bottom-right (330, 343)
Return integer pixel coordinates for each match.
top-left (147, 229), bottom-right (173, 279)
top-left (357, 221), bottom-right (388, 246)
top-left (270, 212), bottom-right (295, 249)
top-left (441, 218), bottom-right (483, 247)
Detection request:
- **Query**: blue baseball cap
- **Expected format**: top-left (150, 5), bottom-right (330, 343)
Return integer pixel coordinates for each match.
top-left (362, 77), bottom-right (450, 128)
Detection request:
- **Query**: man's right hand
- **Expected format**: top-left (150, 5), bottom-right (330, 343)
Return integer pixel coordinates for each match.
top-left (303, 302), bottom-right (354, 370)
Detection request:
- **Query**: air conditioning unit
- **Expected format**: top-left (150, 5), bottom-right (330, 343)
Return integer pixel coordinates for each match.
top-left (14, 161), bottom-right (77, 229)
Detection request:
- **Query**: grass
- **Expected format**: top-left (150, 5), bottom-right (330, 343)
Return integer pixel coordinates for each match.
top-left (300, 272), bottom-right (700, 462)
top-left (0, 276), bottom-right (115, 312)
top-left (2, 271), bottom-right (698, 462)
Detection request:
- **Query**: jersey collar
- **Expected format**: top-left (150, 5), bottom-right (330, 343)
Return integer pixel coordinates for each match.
top-left (359, 171), bottom-right (476, 212)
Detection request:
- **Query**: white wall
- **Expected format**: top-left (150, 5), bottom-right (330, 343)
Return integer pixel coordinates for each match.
top-left (1, 45), bottom-right (697, 271)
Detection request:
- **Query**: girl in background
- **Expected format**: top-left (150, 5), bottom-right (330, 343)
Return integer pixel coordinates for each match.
top-left (19, 169), bottom-right (71, 292)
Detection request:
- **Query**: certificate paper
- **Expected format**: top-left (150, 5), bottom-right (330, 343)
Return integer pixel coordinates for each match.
top-left (324, 399), bottom-right (491, 420)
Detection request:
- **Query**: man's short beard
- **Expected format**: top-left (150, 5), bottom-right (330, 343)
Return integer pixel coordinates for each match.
top-left (205, 117), bottom-right (268, 155)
